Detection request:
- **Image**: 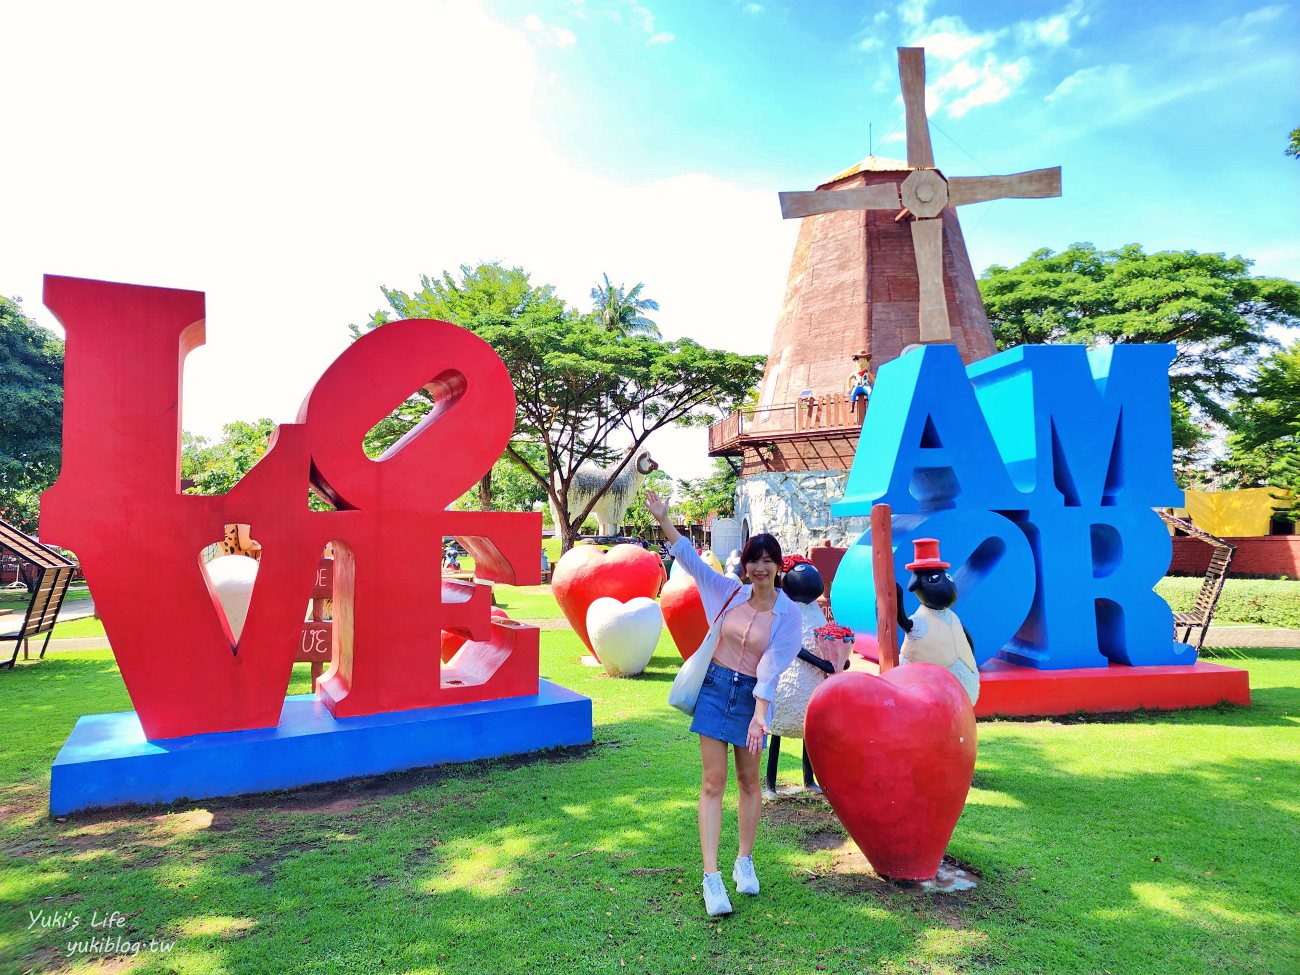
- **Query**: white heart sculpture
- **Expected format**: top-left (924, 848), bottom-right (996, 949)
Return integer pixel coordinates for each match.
top-left (586, 596), bottom-right (663, 677)
top-left (204, 554), bottom-right (259, 641)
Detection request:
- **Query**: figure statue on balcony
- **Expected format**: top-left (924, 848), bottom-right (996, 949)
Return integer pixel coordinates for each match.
top-left (846, 350), bottom-right (873, 424)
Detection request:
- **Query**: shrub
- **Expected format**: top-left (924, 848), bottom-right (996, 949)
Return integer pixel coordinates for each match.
top-left (1157, 577), bottom-right (1300, 628)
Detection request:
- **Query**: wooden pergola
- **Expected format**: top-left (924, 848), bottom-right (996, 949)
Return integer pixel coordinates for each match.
top-left (0, 516), bottom-right (76, 669)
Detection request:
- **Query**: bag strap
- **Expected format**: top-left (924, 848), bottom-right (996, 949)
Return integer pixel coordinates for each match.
top-left (711, 586), bottom-right (743, 628)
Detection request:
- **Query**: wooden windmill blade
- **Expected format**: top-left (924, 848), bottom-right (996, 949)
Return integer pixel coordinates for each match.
top-left (948, 167), bottom-right (1062, 206)
top-left (910, 219), bottom-right (951, 342)
top-left (898, 48), bottom-right (935, 169)
top-left (779, 183), bottom-right (902, 219)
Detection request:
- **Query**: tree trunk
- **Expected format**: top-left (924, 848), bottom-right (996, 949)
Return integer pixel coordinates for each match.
top-left (478, 471), bottom-right (493, 510)
top-left (558, 521), bottom-right (578, 555)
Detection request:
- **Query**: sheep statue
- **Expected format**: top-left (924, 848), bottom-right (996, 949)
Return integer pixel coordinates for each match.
top-left (555, 450), bottom-right (659, 538)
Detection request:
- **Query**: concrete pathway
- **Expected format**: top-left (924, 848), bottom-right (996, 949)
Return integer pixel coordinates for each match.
top-left (1203, 626), bottom-right (1300, 649)
top-left (58, 597), bottom-right (95, 622)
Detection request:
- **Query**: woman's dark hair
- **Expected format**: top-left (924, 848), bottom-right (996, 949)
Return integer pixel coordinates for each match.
top-left (739, 533), bottom-right (784, 588)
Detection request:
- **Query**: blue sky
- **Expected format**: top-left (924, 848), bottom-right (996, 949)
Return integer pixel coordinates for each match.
top-left (1, 0), bottom-right (1296, 481)
top-left (494, 0), bottom-right (1299, 278)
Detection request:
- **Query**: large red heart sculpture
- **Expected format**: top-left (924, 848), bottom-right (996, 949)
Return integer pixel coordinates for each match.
top-left (804, 663), bottom-right (976, 881)
top-left (552, 544), bottom-right (664, 658)
top-left (660, 573), bottom-right (709, 660)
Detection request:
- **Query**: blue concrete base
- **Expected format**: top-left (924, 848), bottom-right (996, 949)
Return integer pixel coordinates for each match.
top-left (50, 681), bottom-right (593, 816)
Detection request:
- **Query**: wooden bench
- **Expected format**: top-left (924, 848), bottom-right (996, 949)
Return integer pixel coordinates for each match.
top-left (0, 517), bottom-right (77, 670)
top-left (2, 567), bottom-right (75, 669)
top-left (1157, 510), bottom-right (1235, 653)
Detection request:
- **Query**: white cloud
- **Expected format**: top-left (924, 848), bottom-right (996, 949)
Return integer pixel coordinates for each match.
top-left (522, 12), bottom-right (576, 47)
top-left (1046, 63), bottom-right (1129, 103)
top-left (648, 31), bottom-right (675, 44)
top-left (744, 3), bottom-right (764, 14)
top-left (886, 2), bottom-right (1063, 120)
top-left (1042, 59), bottom-right (1246, 137)
top-left (858, 36), bottom-right (883, 53)
top-left (1237, 4), bottom-right (1286, 27)
top-left (1015, 0), bottom-right (1088, 48)
top-left (913, 25), bottom-right (994, 61)
top-left (627, 0), bottom-right (657, 34)
top-left (899, 0), bottom-right (928, 28)
top-left (944, 56), bottom-right (1028, 117)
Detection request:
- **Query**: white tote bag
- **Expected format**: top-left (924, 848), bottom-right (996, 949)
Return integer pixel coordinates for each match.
top-left (668, 587), bottom-right (742, 716)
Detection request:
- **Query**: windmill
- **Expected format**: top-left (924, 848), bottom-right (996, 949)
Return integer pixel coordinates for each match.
top-left (778, 47), bottom-right (1061, 343)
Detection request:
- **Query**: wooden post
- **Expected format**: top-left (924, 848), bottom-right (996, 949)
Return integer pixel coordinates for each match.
top-left (871, 503), bottom-right (900, 671)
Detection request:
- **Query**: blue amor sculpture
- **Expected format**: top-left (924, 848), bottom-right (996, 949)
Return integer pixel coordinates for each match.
top-left (830, 343), bottom-right (1249, 715)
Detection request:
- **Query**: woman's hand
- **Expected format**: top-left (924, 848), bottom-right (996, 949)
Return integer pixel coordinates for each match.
top-left (645, 489), bottom-right (669, 522)
top-left (746, 712), bottom-right (769, 756)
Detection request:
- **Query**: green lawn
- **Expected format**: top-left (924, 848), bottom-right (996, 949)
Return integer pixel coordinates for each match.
top-left (45, 617), bottom-right (108, 641)
top-left (49, 576), bottom-right (1300, 644)
top-left (0, 635), bottom-right (1296, 974)
top-left (494, 584), bottom-right (564, 620)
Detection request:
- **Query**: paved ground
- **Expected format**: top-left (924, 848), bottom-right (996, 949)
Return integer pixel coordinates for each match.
top-left (1203, 625), bottom-right (1300, 648)
top-left (58, 597), bottom-right (95, 621)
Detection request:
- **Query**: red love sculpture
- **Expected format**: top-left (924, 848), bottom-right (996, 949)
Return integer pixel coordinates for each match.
top-left (441, 606), bottom-right (510, 663)
top-left (552, 544), bottom-right (664, 658)
top-left (40, 276), bottom-right (540, 740)
top-left (804, 664), bottom-right (976, 881)
top-left (659, 573), bottom-right (708, 660)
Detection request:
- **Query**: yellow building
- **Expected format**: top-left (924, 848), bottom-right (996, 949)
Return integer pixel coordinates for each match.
top-left (1171, 488), bottom-right (1290, 537)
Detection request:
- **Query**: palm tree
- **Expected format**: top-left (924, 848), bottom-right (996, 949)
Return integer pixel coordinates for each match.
top-left (591, 274), bottom-right (661, 339)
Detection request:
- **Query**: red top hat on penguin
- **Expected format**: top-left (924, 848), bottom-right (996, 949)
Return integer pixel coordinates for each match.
top-left (905, 538), bottom-right (950, 572)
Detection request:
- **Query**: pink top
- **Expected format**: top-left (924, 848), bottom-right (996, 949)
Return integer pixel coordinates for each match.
top-left (712, 600), bottom-right (775, 677)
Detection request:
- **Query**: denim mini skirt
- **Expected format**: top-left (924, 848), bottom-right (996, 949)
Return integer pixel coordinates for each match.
top-left (691, 661), bottom-right (767, 750)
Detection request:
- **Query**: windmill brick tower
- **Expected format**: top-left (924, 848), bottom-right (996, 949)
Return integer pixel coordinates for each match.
top-left (709, 47), bottom-right (1061, 552)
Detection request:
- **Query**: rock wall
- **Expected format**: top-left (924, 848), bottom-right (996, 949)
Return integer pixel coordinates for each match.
top-left (735, 470), bottom-right (871, 555)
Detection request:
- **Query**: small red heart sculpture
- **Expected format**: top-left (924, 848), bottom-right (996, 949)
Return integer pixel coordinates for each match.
top-left (660, 573), bottom-right (709, 660)
top-left (804, 663), bottom-right (976, 881)
top-left (552, 544), bottom-right (664, 658)
top-left (441, 606), bottom-right (509, 663)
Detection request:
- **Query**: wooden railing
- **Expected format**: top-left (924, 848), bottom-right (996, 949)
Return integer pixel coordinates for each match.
top-left (708, 393), bottom-right (864, 452)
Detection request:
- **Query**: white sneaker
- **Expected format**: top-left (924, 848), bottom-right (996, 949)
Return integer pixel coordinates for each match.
top-left (702, 871), bottom-right (733, 916)
top-left (732, 856), bottom-right (760, 895)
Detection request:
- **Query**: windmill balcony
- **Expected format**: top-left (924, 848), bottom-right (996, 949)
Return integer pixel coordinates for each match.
top-left (708, 391), bottom-right (866, 457)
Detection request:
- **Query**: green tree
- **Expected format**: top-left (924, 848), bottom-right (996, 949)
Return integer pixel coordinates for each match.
top-left (359, 264), bottom-right (763, 552)
top-left (450, 443), bottom-right (549, 514)
top-left (359, 263), bottom-right (570, 509)
top-left (1218, 341), bottom-right (1300, 520)
top-left (676, 459), bottom-right (739, 525)
top-left (181, 419), bottom-right (278, 496)
top-left (590, 274), bottom-right (661, 338)
top-left (979, 244), bottom-right (1300, 466)
top-left (1287, 125), bottom-right (1299, 160)
top-left (622, 468), bottom-right (672, 538)
top-left (0, 296), bottom-right (63, 532)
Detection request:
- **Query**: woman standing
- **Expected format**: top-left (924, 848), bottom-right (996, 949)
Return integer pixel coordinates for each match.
top-left (646, 491), bottom-right (802, 916)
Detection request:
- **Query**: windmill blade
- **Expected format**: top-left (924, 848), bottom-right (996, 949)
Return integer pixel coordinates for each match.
top-left (779, 184), bottom-right (902, 219)
top-left (910, 218), bottom-right (951, 342)
top-left (898, 47), bottom-right (935, 169)
top-left (947, 167), bottom-right (1062, 206)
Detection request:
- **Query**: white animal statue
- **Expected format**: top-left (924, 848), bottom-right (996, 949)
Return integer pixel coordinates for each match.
top-left (555, 450), bottom-right (659, 537)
